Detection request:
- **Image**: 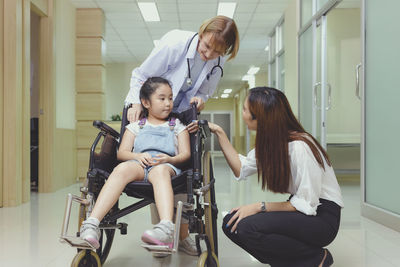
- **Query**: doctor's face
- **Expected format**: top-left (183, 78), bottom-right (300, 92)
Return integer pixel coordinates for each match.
top-left (197, 32), bottom-right (224, 61)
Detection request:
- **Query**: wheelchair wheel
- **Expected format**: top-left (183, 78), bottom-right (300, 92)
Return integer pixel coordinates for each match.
top-left (77, 179), bottom-right (116, 265)
top-left (71, 250), bottom-right (101, 267)
top-left (197, 251), bottom-right (219, 267)
top-left (96, 228), bottom-right (115, 264)
top-left (202, 152), bottom-right (218, 255)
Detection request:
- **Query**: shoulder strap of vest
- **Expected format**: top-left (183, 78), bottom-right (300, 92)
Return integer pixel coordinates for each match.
top-left (168, 117), bottom-right (176, 131)
top-left (138, 117), bottom-right (146, 129)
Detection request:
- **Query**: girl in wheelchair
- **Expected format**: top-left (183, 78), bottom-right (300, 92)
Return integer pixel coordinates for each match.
top-left (80, 77), bottom-right (190, 249)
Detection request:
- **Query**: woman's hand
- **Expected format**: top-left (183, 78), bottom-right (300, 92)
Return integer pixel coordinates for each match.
top-left (151, 153), bottom-right (171, 165)
top-left (207, 122), bottom-right (221, 134)
top-left (135, 152), bottom-right (153, 168)
top-left (190, 96), bottom-right (205, 111)
top-left (227, 203), bottom-right (260, 232)
top-left (127, 104), bottom-right (142, 122)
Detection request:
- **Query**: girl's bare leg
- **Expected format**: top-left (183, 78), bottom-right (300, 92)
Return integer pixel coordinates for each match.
top-left (90, 161), bottom-right (145, 221)
top-left (147, 165), bottom-right (175, 221)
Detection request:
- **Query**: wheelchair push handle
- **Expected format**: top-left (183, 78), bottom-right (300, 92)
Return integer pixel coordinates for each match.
top-left (93, 120), bottom-right (120, 139)
top-left (198, 120), bottom-right (211, 138)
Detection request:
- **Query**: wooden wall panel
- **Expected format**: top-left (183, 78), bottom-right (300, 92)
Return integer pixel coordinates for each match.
top-left (3, 0), bottom-right (23, 206)
top-left (76, 8), bottom-right (105, 181)
top-left (38, 0), bottom-right (55, 193)
top-left (30, 0), bottom-right (48, 16)
top-left (22, 0), bottom-right (31, 203)
top-left (76, 65), bottom-right (105, 93)
top-left (0, 0), bottom-right (4, 207)
top-left (77, 149), bottom-right (90, 180)
top-left (76, 37), bottom-right (104, 65)
top-left (76, 93), bottom-right (105, 121)
top-left (76, 8), bottom-right (104, 38)
top-left (76, 121), bottom-right (99, 149)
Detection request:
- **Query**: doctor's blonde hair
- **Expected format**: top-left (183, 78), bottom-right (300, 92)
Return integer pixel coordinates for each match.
top-left (199, 15), bottom-right (239, 61)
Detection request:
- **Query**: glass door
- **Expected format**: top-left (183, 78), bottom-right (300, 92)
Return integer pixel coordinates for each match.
top-left (362, 0), bottom-right (400, 222)
top-left (299, 0), bottom-right (339, 149)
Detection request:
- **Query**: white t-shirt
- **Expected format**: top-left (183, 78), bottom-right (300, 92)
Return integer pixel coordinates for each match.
top-left (125, 118), bottom-right (186, 154)
top-left (236, 140), bottom-right (344, 216)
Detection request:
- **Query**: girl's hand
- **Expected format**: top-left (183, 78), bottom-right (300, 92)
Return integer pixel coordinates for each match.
top-left (135, 152), bottom-right (153, 167)
top-left (151, 153), bottom-right (171, 165)
top-left (127, 104), bottom-right (142, 122)
top-left (227, 203), bottom-right (260, 232)
top-left (186, 120), bottom-right (199, 134)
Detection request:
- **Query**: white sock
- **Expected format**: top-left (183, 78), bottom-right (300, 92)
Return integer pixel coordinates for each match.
top-left (86, 217), bottom-right (100, 226)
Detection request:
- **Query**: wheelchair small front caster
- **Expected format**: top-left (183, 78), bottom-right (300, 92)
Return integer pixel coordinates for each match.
top-left (71, 249), bottom-right (101, 267)
top-left (197, 251), bottom-right (219, 267)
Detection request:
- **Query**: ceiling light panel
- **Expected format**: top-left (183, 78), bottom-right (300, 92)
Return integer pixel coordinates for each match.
top-left (217, 2), bottom-right (236, 18)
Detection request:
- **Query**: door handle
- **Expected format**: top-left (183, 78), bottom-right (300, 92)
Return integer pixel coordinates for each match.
top-left (355, 63), bottom-right (362, 100)
top-left (313, 82), bottom-right (321, 109)
top-left (326, 83), bottom-right (332, 110)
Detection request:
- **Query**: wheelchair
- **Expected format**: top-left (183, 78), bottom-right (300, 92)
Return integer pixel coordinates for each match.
top-left (60, 104), bottom-right (219, 267)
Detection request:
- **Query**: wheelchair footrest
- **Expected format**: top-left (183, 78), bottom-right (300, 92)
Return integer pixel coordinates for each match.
top-left (141, 244), bottom-right (173, 254)
top-left (60, 235), bottom-right (97, 250)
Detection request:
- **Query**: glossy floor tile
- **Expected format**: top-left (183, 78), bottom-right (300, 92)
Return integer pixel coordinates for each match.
top-left (1, 155), bottom-right (400, 266)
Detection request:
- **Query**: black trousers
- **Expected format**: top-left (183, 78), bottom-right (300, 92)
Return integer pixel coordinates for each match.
top-left (222, 199), bottom-right (341, 267)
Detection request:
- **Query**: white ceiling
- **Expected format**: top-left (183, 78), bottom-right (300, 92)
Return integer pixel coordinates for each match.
top-left (70, 0), bottom-right (360, 95)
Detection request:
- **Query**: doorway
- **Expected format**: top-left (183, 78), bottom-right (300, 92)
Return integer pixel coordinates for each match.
top-left (30, 11), bottom-right (40, 191)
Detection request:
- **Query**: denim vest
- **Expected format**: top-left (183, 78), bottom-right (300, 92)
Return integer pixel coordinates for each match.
top-left (133, 120), bottom-right (176, 157)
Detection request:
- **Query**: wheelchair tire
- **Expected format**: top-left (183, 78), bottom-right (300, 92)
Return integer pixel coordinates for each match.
top-left (203, 152), bottom-right (218, 255)
top-left (197, 251), bottom-right (219, 267)
top-left (71, 250), bottom-right (101, 267)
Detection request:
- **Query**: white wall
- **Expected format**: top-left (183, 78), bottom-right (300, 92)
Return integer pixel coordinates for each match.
top-left (55, 0), bottom-right (76, 129)
top-left (105, 62), bottom-right (138, 120)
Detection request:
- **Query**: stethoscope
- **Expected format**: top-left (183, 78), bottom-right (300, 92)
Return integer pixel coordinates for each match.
top-left (186, 33), bottom-right (224, 86)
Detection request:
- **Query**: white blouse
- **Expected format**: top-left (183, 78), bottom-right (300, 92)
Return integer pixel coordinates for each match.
top-left (236, 140), bottom-right (344, 216)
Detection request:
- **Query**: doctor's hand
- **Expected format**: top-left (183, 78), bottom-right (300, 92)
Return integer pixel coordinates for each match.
top-left (226, 203), bottom-right (260, 233)
top-left (127, 104), bottom-right (142, 122)
top-left (190, 97), bottom-right (205, 111)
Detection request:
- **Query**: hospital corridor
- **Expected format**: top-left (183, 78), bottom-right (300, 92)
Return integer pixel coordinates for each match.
top-left (0, 0), bottom-right (399, 266)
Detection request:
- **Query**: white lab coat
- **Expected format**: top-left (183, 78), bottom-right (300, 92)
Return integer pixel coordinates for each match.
top-left (125, 29), bottom-right (226, 105)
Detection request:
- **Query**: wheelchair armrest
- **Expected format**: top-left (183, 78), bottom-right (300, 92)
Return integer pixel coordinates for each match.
top-left (93, 120), bottom-right (120, 139)
top-left (198, 120), bottom-right (211, 138)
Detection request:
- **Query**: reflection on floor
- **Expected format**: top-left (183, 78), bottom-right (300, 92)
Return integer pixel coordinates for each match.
top-left (1, 155), bottom-right (400, 267)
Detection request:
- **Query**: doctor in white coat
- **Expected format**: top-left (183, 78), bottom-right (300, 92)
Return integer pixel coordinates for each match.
top-left (125, 15), bottom-right (240, 122)
top-left (123, 16), bottom-right (239, 256)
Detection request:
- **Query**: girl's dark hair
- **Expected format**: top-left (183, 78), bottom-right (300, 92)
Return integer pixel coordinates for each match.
top-left (248, 87), bottom-right (331, 193)
top-left (139, 77), bottom-right (171, 118)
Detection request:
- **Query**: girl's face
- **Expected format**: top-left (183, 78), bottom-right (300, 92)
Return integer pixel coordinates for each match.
top-left (242, 97), bottom-right (257, 131)
top-left (142, 84), bottom-right (173, 120)
top-left (197, 32), bottom-right (224, 61)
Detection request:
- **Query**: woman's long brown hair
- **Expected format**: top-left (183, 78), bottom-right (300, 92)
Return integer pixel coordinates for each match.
top-left (248, 87), bottom-right (331, 193)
